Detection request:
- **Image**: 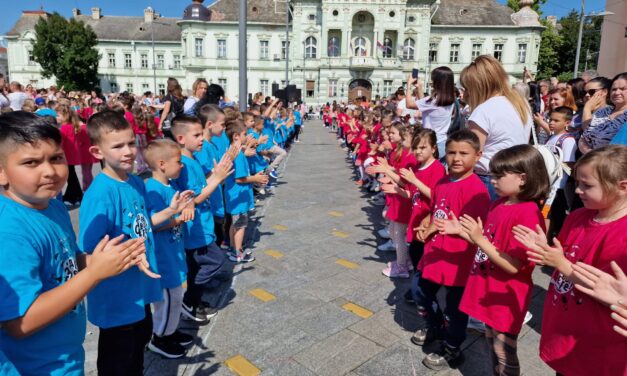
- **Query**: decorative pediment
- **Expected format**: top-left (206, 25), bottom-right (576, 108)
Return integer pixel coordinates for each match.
top-left (430, 36), bottom-right (442, 43)
top-left (257, 34), bottom-right (272, 40)
top-left (405, 28), bottom-right (418, 35)
top-left (449, 37), bottom-right (464, 43)
top-left (492, 37), bottom-right (508, 43)
top-left (470, 37), bottom-right (486, 43)
top-left (304, 26), bottom-right (318, 34)
top-left (214, 32), bottom-right (229, 38)
top-left (516, 37), bottom-right (531, 43)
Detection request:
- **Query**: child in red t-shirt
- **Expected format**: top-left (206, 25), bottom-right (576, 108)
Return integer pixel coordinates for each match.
top-left (411, 130), bottom-right (491, 371)
top-left (514, 145), bottom-right (627, 376)
top-left (436, 144), bottom-right (549, 375)
top-left (376, 122), bottom-right (418, 278)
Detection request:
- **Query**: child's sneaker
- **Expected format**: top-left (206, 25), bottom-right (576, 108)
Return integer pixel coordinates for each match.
top-left (225, 247), bottom-right (238, 259)
top-left (269, 169), bottom-right (279, 179)
top-left (377, 227), bottom-right (390, 239)
top-left (241, 252), bottom-right (255, 263)
top-left (422, 344), bottom-right (464, 370)
top-left (411, 327), bottom-right (440, 346)
top-left (523, 311), bottom-right (533, 325)
top-left (166, 330), bottom-right (194, 346)
top-left (372, 196), bottom-right (386, 206)
top-left (181, 303), bottom-right (209, 323)
top-left (382, 261), bottom-right (409, 278)
top-left (148, 335), bottom-right (186, 359)
top-left (198, 303), bottom-right (218, 320)
top-left (377, 239), bottom-right (396, 252)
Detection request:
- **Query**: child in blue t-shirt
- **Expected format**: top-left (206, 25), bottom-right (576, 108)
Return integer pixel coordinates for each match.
top-left (243, 112), bottom-right (269, 178)
top-left (170, 115), bottom-right (234, 323)
top-left (293, 105), bottom-right (303, 143)
top-left (143, 139), bottom-right (197, 359)
top-left (260, 98), bottom-right (286, 178)
top-left (224, 120), bottom-right (269, 263)
top-left (0, 112), bottom-right (144, 375)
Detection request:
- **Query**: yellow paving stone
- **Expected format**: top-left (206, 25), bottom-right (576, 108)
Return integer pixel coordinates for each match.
top-left (332, 230), bottom-right (349, 238)
top-left (342, 302), bottom-right (374, 319)
top-left (335, 259), bottom-right (359, 269)
top-left (224, 355), bottom-right (261, 376)
top-left (273, 224), bottom-right (288, 231)
top-left (264, 249), bottom-right (284, 259)
top-left (328, 211), bottom-right (344, 217)
top-left (249, 288), bottom-right (276, 302)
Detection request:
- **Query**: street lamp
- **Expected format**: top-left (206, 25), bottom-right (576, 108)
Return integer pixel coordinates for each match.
top-left (573, 2), bottom-right (613, 77)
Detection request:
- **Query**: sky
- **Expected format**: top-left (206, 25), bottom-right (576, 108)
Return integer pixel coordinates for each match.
top-left (0, 0), bottom-right (608, 37)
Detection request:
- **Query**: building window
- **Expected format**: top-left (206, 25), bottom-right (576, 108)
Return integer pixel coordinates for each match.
top-left (308, 14), bottom-right (315, 21)
top-left (158, 84), bottom-right (165, 96)
top-left (383, 80), bottom-right (393, 98)
top-left (191, 8), bottom-right (199, 18)
top-left (518, 44), bottom-right (527, 63)
top-left (449, 43), bottom-right (460, 63)
top-left (260, 79), bottom-right (269, 95)
top-left (157, 54), bottom-right (164, 69)
top-left (305, 37), bottom-right (317, 59)
top-left (471, 44), bottom-right (482, 61)
top-left (111, 82), bottom-right (118, 92)
top-left (218, 78), bottom-right (227, 89)
top-left (124, 53), bottom-right (132, 68)
top-left (28, 50), bottom-right (35, 64)
top-left (403, 38), bottom-right (415, 60)
top-left (328, 79), bottom-right (338, 97)
top-left (108, 52), bottom-right (116, 68)
top-left (428, 43), bottom-right (438, 63)
top-left (328, 36), bottom-right (340, 57)
top-left (217, 39), bottom-right (227, 58)
top-left (354, 37), bottom-right (367, 57)
top-left (260, 40), bottom-right (269, 59)
top-left (173, 55), bottom-right (181, 68)
top-left (306, 80), bottom-right (315, 97)
top-left (382, 37), bottom-right (393, 58)
top-left (126, 83), bottom-right (134, 93)
top-left (493, 43), bottom-right (504, 62)
top-left (195, 38), bottom-right (203, 57)
top-left (141, 54), bottom-right (148, 69)
top-left (142, 83), bottom-right (150, 91)
top-left (281, 41), bottom-right (289, 59)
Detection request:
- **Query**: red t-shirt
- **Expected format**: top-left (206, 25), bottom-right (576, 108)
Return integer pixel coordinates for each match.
top-left (539, 209), bottom-right (627, 376)
top-left (419, 174), bottom-right (490, 286)
top-left (124, 111), bottom-right (144, 135)
top-left (60, 123), bottom-right (96, 166)
top-left (385, 149), bottom-right (418, 223)
top-left (406, 160), bottom-right (446, 243)
top-left (459, 199), bottom-right (544, 334)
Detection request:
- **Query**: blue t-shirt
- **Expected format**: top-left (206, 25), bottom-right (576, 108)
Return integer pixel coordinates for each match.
top-left (210, 131), bottom-right (230, 160)
top-left (224, 152), bottom-right (254, 215)
top-left (262, 118), bottom-right (275, 148)
top-left (294, 110), bottom-right (302, 125)
top-left (610, 122), bottom-right (627, 146)
top-left (35, 108), bottom-right (57, 118)
top-left (171, 155), bottom-right (216, 248)
top-left (193, 140), bottom-right (225, 218)
top-left (246, 130), bottom-right (269, 174)
top-left (0, 196), bottom-right (85, 376)
top-left (144, 178), bottom-right (187, 289)
top-left (0, 350), bottom-right (20, 376)
top-left (78, 173), bottom-right (161, 329)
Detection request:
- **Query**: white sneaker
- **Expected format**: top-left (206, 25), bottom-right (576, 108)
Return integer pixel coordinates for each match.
top-left (377, 227), bottom-right (390, 239)
top-left (523, 311), bottom-right (533, 325)
top-left (377, 239), bottom-right (396, 252)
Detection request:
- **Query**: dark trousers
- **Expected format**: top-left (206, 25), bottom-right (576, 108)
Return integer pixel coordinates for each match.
top-left (408, 240), bottom-right (424, 269)
top-left (413, 275), bottom-right (468, 348)
top-left (548, 188), bottom-right (568, 241)
top-left (63, 165), bottom-right (83, 204)
top-left (97, 305), bottom-right (152, 376)
top-left (214, 216), bottom-right (225, 247)
top-left (183, 243), bottom-right (225, 308)
top-left (294, 124), bottom-right (302, 141)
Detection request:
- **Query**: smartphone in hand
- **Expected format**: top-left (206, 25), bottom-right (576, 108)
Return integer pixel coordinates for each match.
top-left (412, 68), bottom-right (419, 79)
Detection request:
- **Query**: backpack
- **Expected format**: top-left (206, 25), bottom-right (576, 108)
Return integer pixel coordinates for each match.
top-left (531, 126), bottom-right (572, 187)
top-left (447, 99), bottom-right (465, 136)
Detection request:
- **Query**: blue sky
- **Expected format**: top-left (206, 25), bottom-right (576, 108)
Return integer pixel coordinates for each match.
top-left (0, 0), bottom-right (607, 36)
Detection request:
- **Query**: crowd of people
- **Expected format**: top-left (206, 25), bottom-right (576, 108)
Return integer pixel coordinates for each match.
top-left (322, 56), bottom-right (626, 375)
top-left (0, 54), bottom-right (626, 376)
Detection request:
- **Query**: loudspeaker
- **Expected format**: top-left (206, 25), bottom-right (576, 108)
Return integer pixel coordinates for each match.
top-left (272, 83), bottom-right (280, 96)
top-left (286, 85), bottom-right (300, 103)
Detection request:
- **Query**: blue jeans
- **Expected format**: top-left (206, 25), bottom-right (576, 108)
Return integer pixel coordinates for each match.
top-left (477, 174), bottom-right (499, 202)
top-left (412, 273), bottom-right (468, 348)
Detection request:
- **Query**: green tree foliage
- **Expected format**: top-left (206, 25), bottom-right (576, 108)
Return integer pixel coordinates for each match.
top-left (555, 10), bottom-right (603, 76)
top-left (507, 0), bottom-right (547, 15)
top-left (32, 13), bottom-right (100, 90)
top-left (536, 19), bottom-right (562, 79)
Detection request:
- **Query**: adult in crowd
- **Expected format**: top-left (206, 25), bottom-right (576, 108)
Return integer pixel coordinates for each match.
top-left (580, 73), bottom-right (627, 153)
top-left (158, 77), bottom-right (185, 137)
top-left (405, 66), bottom-right (456, 156)
top-left (184, 78), bottom-right (208, 115)
top-left (581, 69), bottom-right (598, 83)
top-left (396, 86), bottom-right (420, 126)
top-left (459, 55), bottom-right (532, 199)
top-left (539, 79), bottom-right (550, 110)
top-left (0, 74), bottom-right (10, 111)
top-left (533, 87), bottom-right (577, 143)
top-left (8, 81), bottom-right (28, 111)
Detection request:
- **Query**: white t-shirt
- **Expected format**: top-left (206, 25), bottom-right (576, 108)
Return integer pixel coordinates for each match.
top-left (397, 98), bottom-right (419, 125)
top-left (469, 96), bottom-right (532, 174)
top-left (545, 133), bottom-right (576, 189)
top-left (415, 97), bottom-right (454, 144)
top-left (8, 92), bottom-right (28, 111)
top-left (0, 93), bottom-right (9, 110)
top-left (183, 96), bottom-right (198, 115)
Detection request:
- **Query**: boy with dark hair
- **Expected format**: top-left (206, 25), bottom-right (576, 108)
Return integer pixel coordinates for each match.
top-left (170, 115), bottom-right (235, 322)
top-left (0, 111), bottom-right (144, 375)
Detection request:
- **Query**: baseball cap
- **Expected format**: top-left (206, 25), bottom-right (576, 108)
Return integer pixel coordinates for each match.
top-left (35, 97), bottom-right (46, 105)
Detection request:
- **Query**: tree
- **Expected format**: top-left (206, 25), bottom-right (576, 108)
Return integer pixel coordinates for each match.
top-left (554, 10), bottom-right (603, 76)
top-left (536, 19), bottom-right (562, 79)
top-left (506, 0), bottom-right (547, 15)
top-left (32, 13), bottom-right (100, 90)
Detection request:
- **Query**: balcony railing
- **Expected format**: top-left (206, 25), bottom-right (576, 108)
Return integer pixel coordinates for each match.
top-left (349, 56), bottom-right (376, 70)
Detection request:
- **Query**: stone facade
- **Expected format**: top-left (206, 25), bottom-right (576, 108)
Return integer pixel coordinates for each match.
top-left (5, 1), bottom-right (542, 104)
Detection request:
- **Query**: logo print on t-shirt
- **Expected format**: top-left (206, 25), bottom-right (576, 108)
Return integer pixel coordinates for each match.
top-left (412, 191), bottom-right (421, 207)
top-left (550, 244), bottom-right (583, 309)
top-left (471, 223), bottom-right (496, 275)
top-left (133, 213), bottom-right (149, 238)
top-left (171, 224), bottom-right (183, 242)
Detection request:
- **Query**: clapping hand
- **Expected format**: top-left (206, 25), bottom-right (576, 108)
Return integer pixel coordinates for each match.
top-left (459, 215), bottom-right (484, 244)
top-left (226, 141), bottom-right (242, 161)
top-left (573, 261), bottom-right (627, 307)
top-left (134, 252), bottom-right (161, 279)
top-left (210, 155), bottom-right (234, 182)
top-left (434, 212), bottom-right (463, 236)
top-left (168, 190), bottom-right (194, 213)
top-left (399, 168), bottom-right (418, 185)
top-left (88, 235), bottom-right (147, 280)
top-left (513, 224), bottom-right (565, 267)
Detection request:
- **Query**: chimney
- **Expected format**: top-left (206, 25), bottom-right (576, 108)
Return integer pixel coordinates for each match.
top-left (546, 15), bottom-right (557, 28)
top-left (91, 7), bottom-right (101, 20)
top-left (72, 8), bottom-right (81, 17)
top-left (144, 7), bottom-right (155, 23)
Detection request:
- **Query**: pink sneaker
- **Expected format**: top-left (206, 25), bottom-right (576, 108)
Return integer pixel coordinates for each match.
top-left (382, 261), bottom-right (409, 278)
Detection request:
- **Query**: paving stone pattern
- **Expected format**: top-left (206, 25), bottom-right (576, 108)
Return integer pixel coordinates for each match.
top-left (75, 120), bottom-right (553, 375)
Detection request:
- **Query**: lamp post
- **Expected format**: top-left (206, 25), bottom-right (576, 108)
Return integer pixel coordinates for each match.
top-left (238, 0), bottom-right (247, 111)
top-left (573, 4), bottom-right (613, 77)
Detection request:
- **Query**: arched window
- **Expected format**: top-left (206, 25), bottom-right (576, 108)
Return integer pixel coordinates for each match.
top-left (382, 37), bottom-right (393, 58)
top-left (403, 38), bottom-right (415, 60)
top-left (354, 37), bottom-right (367, 57)
top-left (305, 36), bottom-right (317, 59)
top-left (328, 37), bottom-right (340, 57)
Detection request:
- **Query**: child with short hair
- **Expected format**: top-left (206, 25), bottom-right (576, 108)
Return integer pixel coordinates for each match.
top-left (545, 106), bottom-right (577, 240)
top-left (514, 144), bottom-right (627, 376)
top-left (411, 129), bottom-right (491, 370)
top-left (143, 139), bottom-right (196, 358)
top-left (170, 115), bottom-right (234, 322)
top-left (224, 120), bottom-right (269, 263)
top-left (436, 144), bottom-right (549, 375)
top-left (0, 112), bottom-right (145, 375)
top-left (79, 109), bottom-right (164, 375)
top-left (244, 114), bottom-right (270, 193)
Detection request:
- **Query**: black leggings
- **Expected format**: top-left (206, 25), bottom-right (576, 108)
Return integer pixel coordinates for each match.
top-left (97, 305), bottom-right (152, 376)
top-left (408, 240), bottom-right (424, 269)
top-left (63, 165), bottom-right (83, 204)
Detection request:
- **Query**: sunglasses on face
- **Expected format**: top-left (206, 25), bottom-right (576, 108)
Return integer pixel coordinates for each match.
top-left (586, 88), bottom-right (601, 96)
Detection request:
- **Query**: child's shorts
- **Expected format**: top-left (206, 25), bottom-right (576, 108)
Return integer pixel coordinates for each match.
top-left (231, 213), bottom-right (249, 229)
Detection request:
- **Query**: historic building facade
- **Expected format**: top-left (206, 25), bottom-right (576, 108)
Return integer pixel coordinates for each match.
top-left (5, 0), bottom-right (542, 104)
